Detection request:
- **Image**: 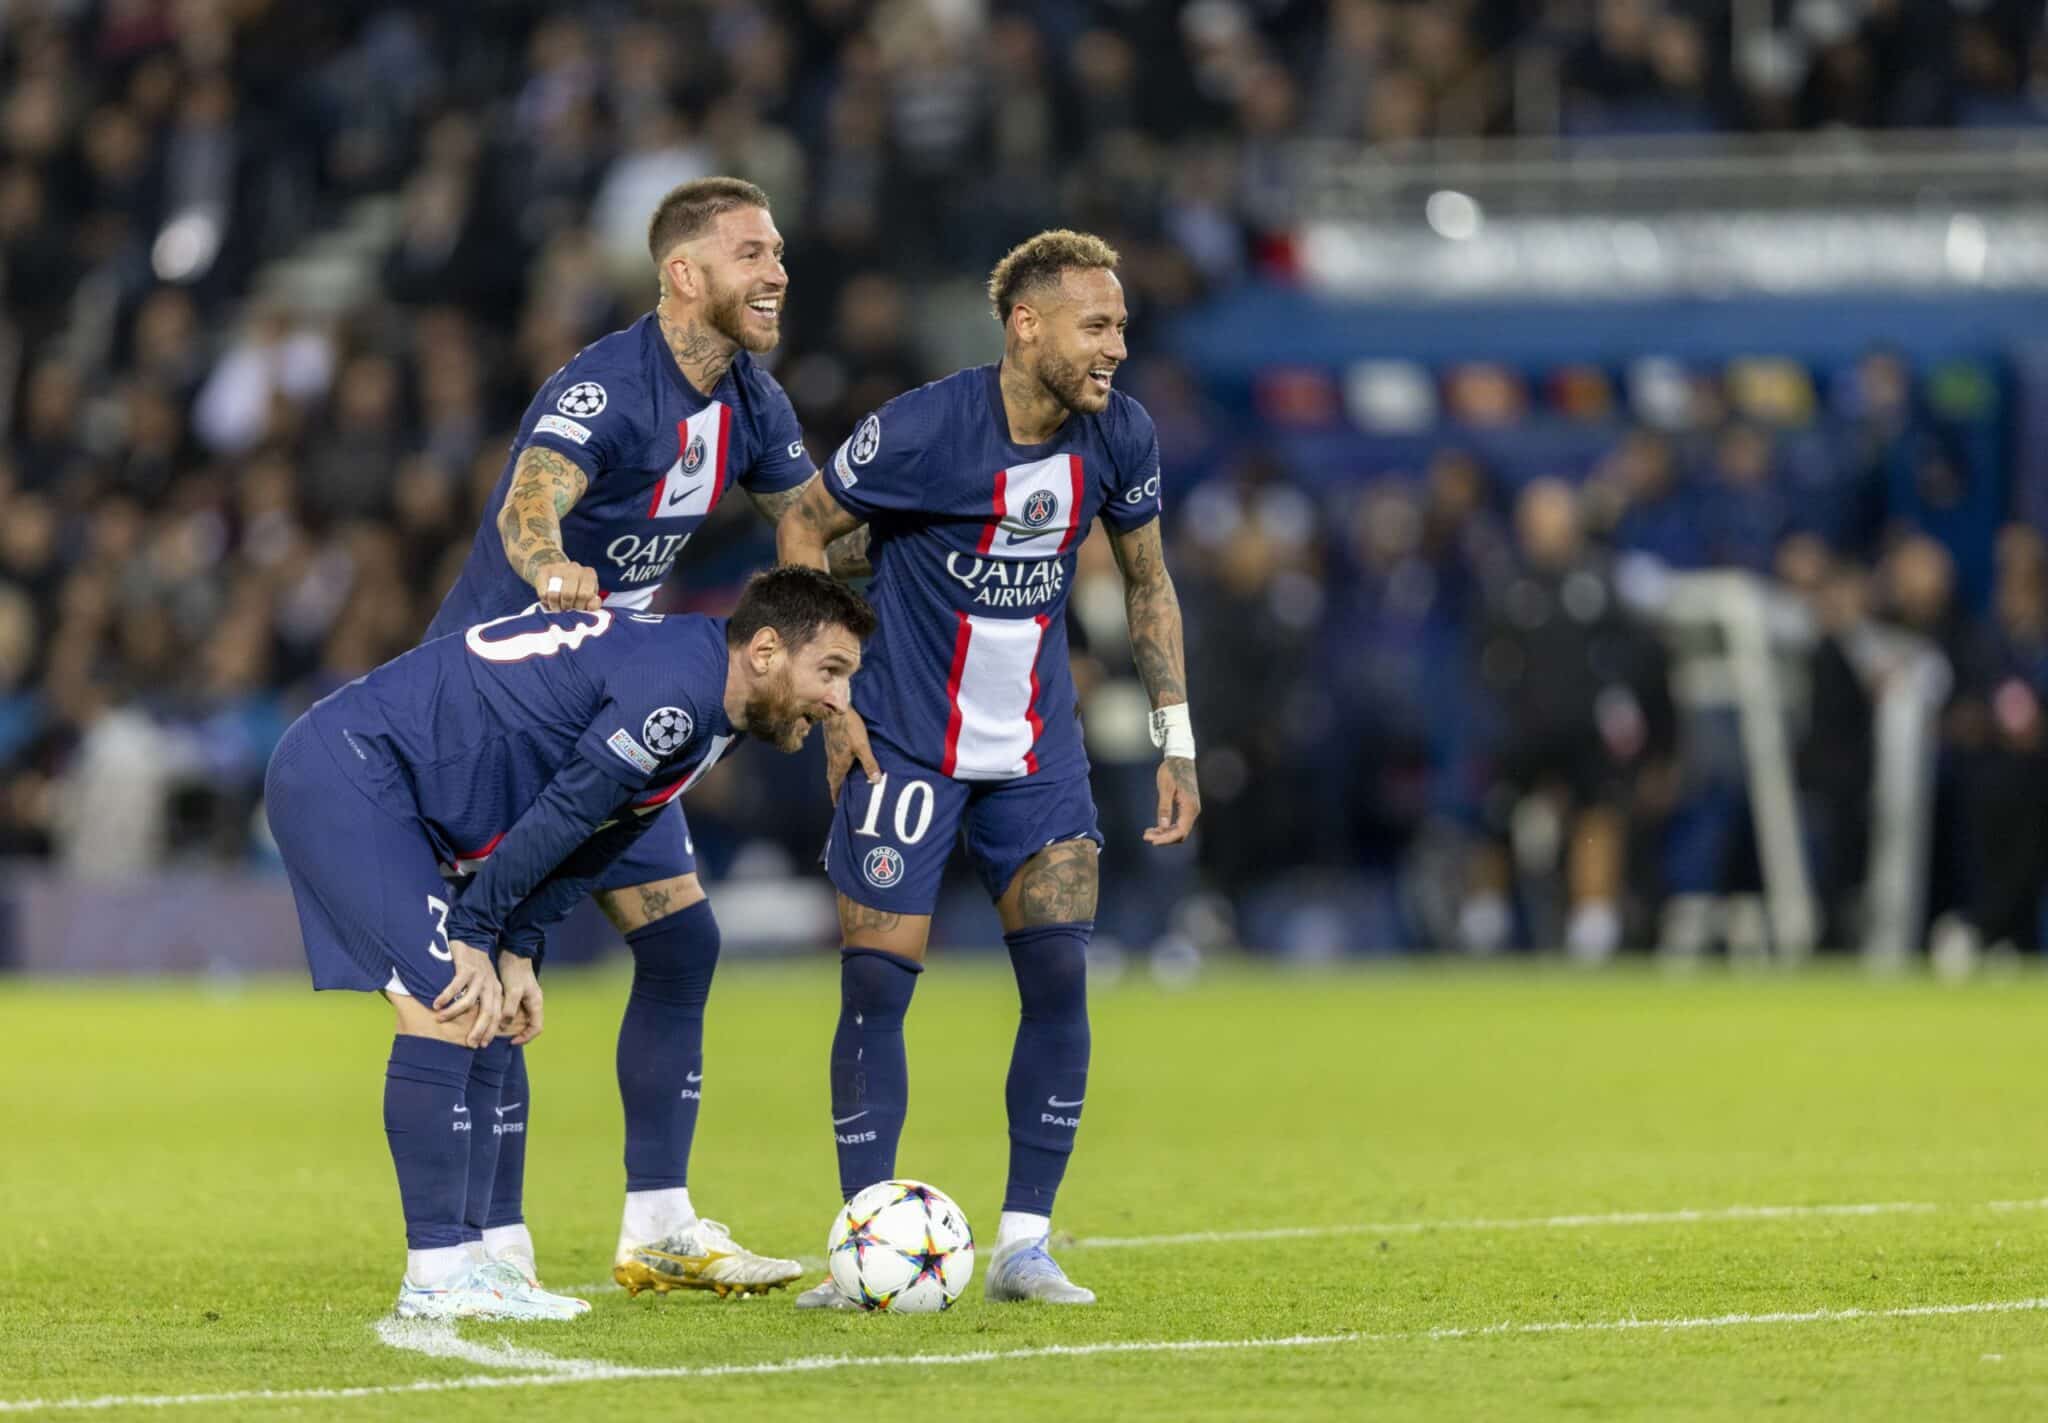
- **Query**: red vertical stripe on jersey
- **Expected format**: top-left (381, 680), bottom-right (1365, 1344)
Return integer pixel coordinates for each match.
top-left (649, 419), bottom-right (693, 516)
top-left (708, 403), bottom-right (733, 510)
top-left (939, 610), bottom-right (975, 778)
top-left (976, 470), bottom-right (1008, 555)
top-left (1022, 613), bottom-right (1050, 774)
top-left (1055, 455), bottom-right (1086, 553)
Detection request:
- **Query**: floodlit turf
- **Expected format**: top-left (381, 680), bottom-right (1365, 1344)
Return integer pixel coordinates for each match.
top-left (6, 958), bottom-right (2048, 1419)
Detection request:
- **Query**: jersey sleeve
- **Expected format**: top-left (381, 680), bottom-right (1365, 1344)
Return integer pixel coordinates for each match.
top-left (737, 367), bottom-right (816, 496)
top-left (520, 363), bottom-right (646, 482)
top-left (1100, 396), bottom-right (1163, 532)
top-left (571, 650), bottom-right (718, 792)
top-left (820, 392), bottom-right (932, 521)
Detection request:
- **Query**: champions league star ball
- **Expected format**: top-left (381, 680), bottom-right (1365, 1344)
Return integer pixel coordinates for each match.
top-left (827, 1180), bottom-right (976, 1312)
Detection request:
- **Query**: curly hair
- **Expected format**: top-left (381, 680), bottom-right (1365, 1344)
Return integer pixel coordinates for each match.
top-left (985, 229), bottom-right (1121, 326)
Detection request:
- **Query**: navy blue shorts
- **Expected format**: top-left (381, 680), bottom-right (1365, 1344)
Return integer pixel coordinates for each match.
top-left (823, 741), bottom-right (1101, 917)
top-left (265, 717), bottom-right (469, 1000)
top-left (592, 798), bottom-right (698, 890)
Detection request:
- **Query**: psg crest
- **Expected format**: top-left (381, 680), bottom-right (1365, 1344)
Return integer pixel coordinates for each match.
top-left (642, 706), bottom-right (693, 756)
top-left (681, 434), bottom-right (707, 474)
top-left (1021, 488), bottom-right (1059, 529)
top-left (862, 845), bottom-right (904, 890)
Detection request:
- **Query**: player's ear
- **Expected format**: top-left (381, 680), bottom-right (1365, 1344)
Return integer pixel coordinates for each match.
top-left (665, 253), bottom-right (694, 302)
top-left (1012, 303), bottom-right (1037, 345)
top-left (746, 625), bottom-right (782, 672)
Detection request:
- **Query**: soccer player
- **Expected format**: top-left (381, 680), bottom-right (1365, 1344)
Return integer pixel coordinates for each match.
top-left (422, 178), bottom-right (872, 1298)
top-left (776, 230), bottom-right (1199, 1307)
top-left (265, 568), bottom-right (876, 1320)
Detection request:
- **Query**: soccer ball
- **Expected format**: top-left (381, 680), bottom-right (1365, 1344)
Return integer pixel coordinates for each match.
top-left (826, 1180), bottom-right (975, 1312)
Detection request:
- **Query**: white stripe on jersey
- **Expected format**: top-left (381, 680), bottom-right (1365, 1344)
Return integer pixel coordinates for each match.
top-left (943, 613), bottom-right (1049, 780)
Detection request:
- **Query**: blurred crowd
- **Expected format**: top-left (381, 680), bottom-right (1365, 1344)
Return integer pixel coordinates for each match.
top-left (3, 1), bottom-right (2046, 955)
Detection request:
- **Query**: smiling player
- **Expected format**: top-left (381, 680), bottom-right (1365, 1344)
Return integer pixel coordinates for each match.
top-left (421, 178), bottom-right (872, 1300)
top-left (777, 230), bottom-right (1199, 1307)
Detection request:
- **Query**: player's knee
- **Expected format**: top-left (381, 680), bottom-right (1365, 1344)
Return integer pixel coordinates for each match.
top-left (598, 873), bottom-right (708, 936)
top-left (389, 991), bottom-right (479, 1048)
top-left (1004, 926), bottom-right (1091, 1025)
top-left (625, 898), bottom-right (720, 1007)
top-left (841, 947), bottom-right (921, 1026)
top-left (1008, 839), bottom-right (1101, 927)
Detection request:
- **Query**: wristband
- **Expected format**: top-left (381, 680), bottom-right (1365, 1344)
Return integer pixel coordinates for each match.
top-left (1148, 703), bottom-right (1196, 760)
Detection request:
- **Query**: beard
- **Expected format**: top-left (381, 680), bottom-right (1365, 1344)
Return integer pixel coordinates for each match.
top-left (742, 688), bottom-right (811, 753)
top-left (1033, 344), bottom-right (1108, 414)
top-left (703, 267), bottom-right (779, 354)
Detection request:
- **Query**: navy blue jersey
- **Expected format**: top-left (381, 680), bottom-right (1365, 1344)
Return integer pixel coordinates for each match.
top-left (309, 609), bottom-right (737, 878)
top-left (822, 365), bottom-right (1161, 781)
top-left (426, 315), bottom-right (813, 638)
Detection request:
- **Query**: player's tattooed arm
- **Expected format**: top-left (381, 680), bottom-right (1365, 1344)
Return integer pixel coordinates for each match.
top-left (751, 475), bottom-right (872, 578)
top-left (498, 447), bottom-right (599, 610)
top-left (1106, 518), bottom-right (1188, 710)
top-left (1108, 517), bottom-right (1200, 845)
top-left (776, 473), bottom-right (863, 573)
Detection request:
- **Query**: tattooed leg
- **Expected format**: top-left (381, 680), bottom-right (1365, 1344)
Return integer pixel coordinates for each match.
top-left (997, 839), bottom-right (1101, 932)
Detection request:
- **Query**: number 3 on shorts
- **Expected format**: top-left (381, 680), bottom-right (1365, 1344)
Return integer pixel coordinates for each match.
top-left (852, 773), bottom-right (935, 845)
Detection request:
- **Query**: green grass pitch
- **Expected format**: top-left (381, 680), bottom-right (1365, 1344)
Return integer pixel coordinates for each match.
top-left (5, 959), bottom-right (2048, 1419)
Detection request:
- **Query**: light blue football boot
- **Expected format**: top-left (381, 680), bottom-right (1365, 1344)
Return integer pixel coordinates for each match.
top-left (985, 1235), bottom-right (1096, 1305)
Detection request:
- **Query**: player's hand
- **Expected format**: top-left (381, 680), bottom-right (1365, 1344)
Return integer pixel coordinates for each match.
top-left (433, 941), bottom-right (503, 1048)
top-left (824, 706), bottom-right (881, 805)
top-left (496, 952), bottom-right (545, 1046)
top-left (1144, 756), bottom-right (1201, 846)
top-left (532, 560), bottom-right (602, 612)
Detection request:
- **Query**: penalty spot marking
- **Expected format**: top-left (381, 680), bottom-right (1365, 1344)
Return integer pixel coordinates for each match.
top-left (6, 1296), bottom-right (2048, 1413)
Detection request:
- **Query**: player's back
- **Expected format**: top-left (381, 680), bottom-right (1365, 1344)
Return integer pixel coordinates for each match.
top-left (308, 609), bottom-right (729, 862)
top-left (821, 366), bottom-right (1162, 783)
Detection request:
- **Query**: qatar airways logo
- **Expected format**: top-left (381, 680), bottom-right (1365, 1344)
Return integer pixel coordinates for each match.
top-left (943, 552), bottom-right (1065, 608)
top-left (606, 532), bottom-right (692, 584)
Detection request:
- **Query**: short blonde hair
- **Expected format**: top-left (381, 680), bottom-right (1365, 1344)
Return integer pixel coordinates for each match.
top-left (986, 229), bottom-right (1121, 326)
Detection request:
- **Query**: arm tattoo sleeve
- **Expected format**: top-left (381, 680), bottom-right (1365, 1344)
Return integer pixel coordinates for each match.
top-left (776, 475), bottom-right (864, 572)
top-left (750, 477), bottom-right (872, 578)
top-left (1108, 520), bottom-right (1188, 709)
top-left (497, 447), bottom-right (590, 586)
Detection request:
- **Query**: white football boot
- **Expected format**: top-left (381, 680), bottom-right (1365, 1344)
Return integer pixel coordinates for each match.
top-left (395, 1262), bottom-right (590, 1321)
top-left (793, 1277), bottom-right (861, 1310)
top-left (613, 1218), bottom-right (803, 1298)
top-left (984, 1235), bottom-right (1096, 1305)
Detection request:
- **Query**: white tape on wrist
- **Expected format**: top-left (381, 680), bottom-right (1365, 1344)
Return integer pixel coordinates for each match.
top-left (1148, 703), bottom-right (1196, 761)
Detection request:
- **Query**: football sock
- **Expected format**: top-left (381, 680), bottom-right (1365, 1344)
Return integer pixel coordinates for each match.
top-left (830, 947), bottom-right (921, 1200)
top-left (620, 1186), bottom-right (695, 1247)
top-left (617, 901), bottom-right (720, 1191)
top-left (483, 1043), bottom-right (528, 1229)
top-left (1001, 923), bottom-right (1092, 1216)
top-left (461, 1037), bottom-right (510, 1243)
top-left (481, 1222), bottom-right (534, 1267)
top-left (383, 1035), bottom-right (475, 1255)
top-left (998, 1210), bottom-right (1053, 1250)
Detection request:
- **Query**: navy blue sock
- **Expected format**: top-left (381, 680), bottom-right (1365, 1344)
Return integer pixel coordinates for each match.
top-left (1001, 923), bottom-right (1093, 1216)
top-left (383, 1035), bottom-right (476, 1250)
top-left (484, 1043), bottom-right (528, 1229)
top-left (617, 900), bottom-right (720, 1191)
top-left (462, 1037), bottom-right (510, 1241)
top-left (830, 947), bottom-right (921, 1200)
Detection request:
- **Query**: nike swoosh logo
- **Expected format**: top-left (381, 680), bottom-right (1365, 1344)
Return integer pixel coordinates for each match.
top-left (1005, 527), bottom-right (1046, 546)
top-left (1047, 1096), bottom-right (1084, 1108)
top-left (452, 1105), bottom-right (468, 1114)
top-left (686, 1071), bottom-right (703, 1083)
top-left (833, 1110), bottom-right (869, 1126)
top-left (494, 1101), bottom-right (521, 1117)
top-left (664, 483), bottom-right (703, 509)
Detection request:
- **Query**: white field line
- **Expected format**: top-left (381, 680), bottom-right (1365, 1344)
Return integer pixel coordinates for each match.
top-left (370, 1319), bottom-right (589, 1375)
top-left (6, 1296), bottom-right (2048, 1414)
top-left (555, 1197), bottom-right (2048, 1291)
top-left (1076, 1196), bottom-right (2048, 1249)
